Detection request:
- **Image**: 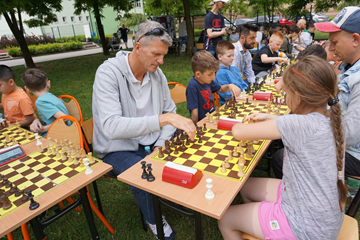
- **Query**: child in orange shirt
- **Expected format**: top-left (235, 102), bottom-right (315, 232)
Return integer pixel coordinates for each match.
top-left (0, 65), bottom-right (35, 127)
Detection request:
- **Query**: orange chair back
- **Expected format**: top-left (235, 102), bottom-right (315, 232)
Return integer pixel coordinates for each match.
top-left (168, 82), bottom-right (187, 104)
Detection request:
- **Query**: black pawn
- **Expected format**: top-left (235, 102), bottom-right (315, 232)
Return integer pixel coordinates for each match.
top-left (26, 190), bottom-right (39, 210)
top-left (141, 161), bottom-right (148, 179)
top-left (173, 146), bottom-right (179, 155)
top-left (147, 164), bottom-right (155, 182)
top-left (198, 135), bottom-right (202, 143)
top-left (158, 148), bottom-right (164, 158)
top-left (203, 123), bottom-right (207, 131)
top-left (21, 190), bottom-right (28, 202)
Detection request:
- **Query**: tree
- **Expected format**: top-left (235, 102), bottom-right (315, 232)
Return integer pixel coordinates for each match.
top-left (121, 13), bottom-right (147, 36)
top-left (0, 0), bottom-right (62, 68)
top-left (74, 0), bottom-right (136, 56)
top-left (223, 0), bottom-right (247, 24)
top-left (287, 0), bottom-right (341, 16)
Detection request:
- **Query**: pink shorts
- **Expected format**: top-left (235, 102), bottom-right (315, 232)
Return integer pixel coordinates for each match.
top-left (258, 181), bottom-right (296, 240)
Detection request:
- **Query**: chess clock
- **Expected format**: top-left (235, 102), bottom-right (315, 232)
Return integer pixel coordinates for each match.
top-left (0, 144), bottom-right (26, 167)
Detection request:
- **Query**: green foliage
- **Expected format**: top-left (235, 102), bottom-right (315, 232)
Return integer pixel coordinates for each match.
top-left (224, 0), bottom-right (248, 22)
top-left (121, 13), bottom-right (147, 28)
top-left (286, 0), bottom-right (342, 16)
top-left (144, 0), bottom-right (209, 17)
top-left (6, 46), bottom-right (22, 57)
top-left (28, 45), bottom-right (37, 55)
top-left (52, 43), bottom-right (62, 52)
top-left (194, 28), bottom-right (203, 37)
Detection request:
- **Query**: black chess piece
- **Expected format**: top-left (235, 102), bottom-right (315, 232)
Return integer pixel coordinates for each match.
top-left (158, 148), bottom-right (164, 158)
top-left (198, 135), bottom-right (203, 143)
top-left (173, 146), bottom-right (179, 155)
top-left (141, 161), bottom-right (148, 179)
top-left (147, 164), bottom-right (155, 182)
top-left (203, 123), bottom-right (207, 131)
top-left (15, 189), bottom-right (21, 197)
top-left (10, 184), bottom-right (17, 193)
top-left (26, 190), bottom-right (39, 210)
top-left (1, 194), bottom-right (12, 210)
top-left (5, 180), bottom-right (12, 188)
top-left (2, 177), bottom-right (8, 186)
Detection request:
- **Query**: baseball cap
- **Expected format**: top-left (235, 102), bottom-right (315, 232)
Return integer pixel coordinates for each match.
top-left (214, 0), bottom-right (229, 2)
top-left (315, 6), bottom-right (360, 34)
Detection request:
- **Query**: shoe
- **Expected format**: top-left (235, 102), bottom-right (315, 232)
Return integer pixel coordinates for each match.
top-left (147, 216), bottom-right (175, 240)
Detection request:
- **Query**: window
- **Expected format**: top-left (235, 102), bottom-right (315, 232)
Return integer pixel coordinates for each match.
top-left (86, 16), bottom-right (90, 22)
top-left (62, 17), bottom-right (67, 23)
top-left (79, 16), bottom-right (82, 22)
top-left (71, 16), bottom-right (75, 22)
top-left (136, 1), bottom-right (142, 8)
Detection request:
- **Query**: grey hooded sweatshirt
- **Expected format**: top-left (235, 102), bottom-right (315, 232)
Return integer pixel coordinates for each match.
top-left (92, 51), bottom-right (176, 158)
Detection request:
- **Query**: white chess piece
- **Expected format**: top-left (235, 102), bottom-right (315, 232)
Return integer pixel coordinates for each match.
top-left (83, 158), bottom-right (93, 175)
top-left (205, 178), bottom-right (215, 200)
top-left (34, 133), bottom-right (42, 145)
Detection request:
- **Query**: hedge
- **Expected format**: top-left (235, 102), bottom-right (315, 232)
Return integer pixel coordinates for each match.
top-left (6, 41), bottom-right (84, 57)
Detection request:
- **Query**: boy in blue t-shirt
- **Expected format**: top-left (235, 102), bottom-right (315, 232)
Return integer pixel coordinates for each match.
top-left (21, 69), bottom-right (70, 137)
top-left (214, 40), bottom-right (248, 105)
top-left (186, 50), bottom-right (241, 122)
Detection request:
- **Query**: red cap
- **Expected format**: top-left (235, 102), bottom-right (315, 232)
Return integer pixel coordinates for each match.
top-left (314, 22), bottom-right (341, 33)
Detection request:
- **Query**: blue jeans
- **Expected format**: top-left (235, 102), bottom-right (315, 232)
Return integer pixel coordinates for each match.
top-left (102, 145), bottom-right (156, 224)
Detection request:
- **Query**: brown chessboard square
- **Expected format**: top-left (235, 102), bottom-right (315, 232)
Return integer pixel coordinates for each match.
top-left (209, 148), bottom-right (221, 154)
top-left (202, 136), bottom-right (210, 141)
top-left (212, 134), bottom-right (223, 139)
top-left (204, 142), bottom-right (215, 147)
top-left (204, 165), bottom-right (218, 173)
top-left (37, 166), bottom-right (51, 173)
top-left (191, 144), bottom-right (201, 149)
top-left (199, 157), bottom-right (212, 164)
top-left (47, 172), bottom-right (62, 181)
top-left (224, 145), bottom-right (235, 150)
top-left (227, 170), bottom-right (240, 179)
top-left (214, 154), bottom-right (227, 161)
top-left (182, 160), bottom-right (196, 167)
top-left (207, 129), bottom-right (218, 134)
top-left (194, 150), bottom-right (206, 156)
top-left (218, 139), bottom-right (229, 145)
top-left (53, 165), bottom-right (65, 171)
top-left (179, 153), bottom-right (191, 159)
top-left (34, 154), bottom-right (46, 160)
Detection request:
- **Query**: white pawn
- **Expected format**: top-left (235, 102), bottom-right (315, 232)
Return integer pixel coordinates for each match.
top-left (83, 158), bottom-right (93, 175)
top-left (205, 178), bottom-right (215, 200)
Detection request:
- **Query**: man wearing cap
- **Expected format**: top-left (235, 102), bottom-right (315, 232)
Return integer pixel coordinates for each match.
top-left (315, 6), bottom-right (360, 177)
top-left (271, 7), bottom-right (360, 180)
top-left (203, 0), bottom-right (228, 57)
top-left (92, 20), bottom-right (196, 240)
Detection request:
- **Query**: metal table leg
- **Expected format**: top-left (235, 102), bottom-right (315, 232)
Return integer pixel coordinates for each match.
top-left (194, 211), bottom-right (204, 240)
top-left (79, 187), bottom-right (100, 240)
top-left (29, 217), bottom-right (46, 240)
top-left (152, 194), bottom-right (164, 240)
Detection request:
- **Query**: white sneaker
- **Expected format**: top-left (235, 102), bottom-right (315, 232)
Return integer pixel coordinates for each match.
top-left (147, 216), bottom-right (175, 240)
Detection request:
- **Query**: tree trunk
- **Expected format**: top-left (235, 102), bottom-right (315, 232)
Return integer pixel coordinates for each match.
top-left (93, 1), bottom-right (110, 55)
top-left (3, 11), bottom-right (36, 68)
top-left (183, 0), bottom-right (194, 56)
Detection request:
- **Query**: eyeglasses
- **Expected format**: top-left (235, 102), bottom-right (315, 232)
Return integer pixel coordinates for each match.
top-left (137, 28), bottom-right (166, 42)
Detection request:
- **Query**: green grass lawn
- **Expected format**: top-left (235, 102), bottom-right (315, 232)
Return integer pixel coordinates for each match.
top-left (3, 51), bottom-right (359, 239)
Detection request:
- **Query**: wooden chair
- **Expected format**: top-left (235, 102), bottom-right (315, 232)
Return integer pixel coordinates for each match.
top-left (168, 82), bottom-right (187, 104)
top-left (47, 115), bottom-right (115, 234)
top-left (195, 43), bottom-right (203, 51)
top-left (213, 92), bottom-right (220, 108)
top-left (241, 214), bottom-right (359, 240)
top-left (25, 89), bottom-right (38, 111)
top-left (58, 95), bottom-right (83, 124)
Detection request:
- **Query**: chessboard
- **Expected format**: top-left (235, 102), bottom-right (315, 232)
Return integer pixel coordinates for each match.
top-left (247, 83), bottom-right (285, 99)
top-left (212, 100), bottom-right (290, 121)
top-left (20, 146), bottom-right (101, 185)
top-left (0, 159), bottom-right (56, 218)
top-left (151, 128), bottom-right (269, 182)
top-left (0, 125), bottom-right (37, 150)
top-left (0, 138), bottom-right (101, 219)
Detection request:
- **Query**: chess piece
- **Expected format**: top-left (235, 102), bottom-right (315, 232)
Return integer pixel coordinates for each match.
top-left (10, 184), bottom-right (17, 193)
top-left (68, 155), bottom-right (73, 162)
top-left (141, 161), bottom-right (148, 179)
top-left (224, 158), bottom-right (230, 169)
top-left (12, 136), bottom-right (17, 145)
top-left (221, 162), bottom-right (227, 173)
top-left (253, 139), bottom-right (259, 144)
top-left (232, 147), bottom-right (239, 157)
top-left (173, 146), bottom-right (179, 155)
top-left (147, 163), bottom-right (155, 182)
top-left (48, 137), bottom-right (53, 147)
top-left (73, 157), bottom-right (80, 165)
top-left (80, 148), bottom-right (86, 159)
top-left (62, 152), bottom-right (67, 161)
top-left (205, 112), bottom-right (210, 122)
top-left (158, 148), bottom-right (164, 158)
top-left (83, 158), bottom-right (93, 175)
top-left (165, 152), bottom-right (172, 161)
top-left (15, 189), bottom-right (22, 197)
top-left (26, 190), bottom-right (39, 210)
top-left (1, 194), bottom-right (12, 210)
top-left (180, 142), bottom-right (186, 150)
top-left (198, 135), bottom-right (202, 143)
top-left (88, 152), bottom-right (95, 164)
top-left (228, 150), bottom-right (233, 160)
top-left (205, 178), bottom-right (215, 200)
top-left (24, 131), bottom-right (29, 139)
top-left (21, 190), bottom-right (28, 202)
top-left (2, 177), bottom-right (8, 186)
top-left (5, 181), bottom-right (12, 188)
top-left (240, 140), bottom-right (247, 148)
top-left (203, 123), bottom-right (207, 131)
top-left (209, 115), bottom-right (214, 124)
top-left (56, 151), bottom-right (61, 158)
top-left (79, 159), bottom-right (85, 167)
top-left (238, 163), bottom-right (245, 178)
top-left (238, 155), bottom-right (246, 165)
top-left (35, 134), bottom-right (42, 146)
top-left (47, 146), bottom-right (52, 154)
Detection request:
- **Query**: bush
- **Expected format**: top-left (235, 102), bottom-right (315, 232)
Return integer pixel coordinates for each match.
top-left (6, 46), bottom-right (21, 57)
top-left (37, 44), bottom-right (47, 54)
top-left (62, 42), bottom-right (72, 51)
top-left (28, 45), bottom-right (37, 55)
top-left (194, 29), bottom-right (203, 37)
top-left (0, 34), bottom-right (54, 49)
top-left (52, 43), bottom-right (62, 52)
top-left (76, 41), bottom-right (83, 49)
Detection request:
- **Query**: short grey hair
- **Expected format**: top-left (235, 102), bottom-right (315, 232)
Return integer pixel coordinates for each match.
top-left (135, 20), bottom-right (173, 46)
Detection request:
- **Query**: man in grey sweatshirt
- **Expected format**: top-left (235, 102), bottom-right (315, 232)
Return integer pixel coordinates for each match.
top-left (92, 21), bottom-right (196, 240)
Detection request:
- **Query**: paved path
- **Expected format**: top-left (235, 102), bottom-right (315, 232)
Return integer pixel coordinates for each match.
top-left (1, 40), bottom-right (133, 67)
